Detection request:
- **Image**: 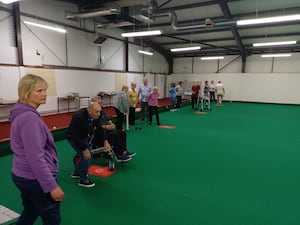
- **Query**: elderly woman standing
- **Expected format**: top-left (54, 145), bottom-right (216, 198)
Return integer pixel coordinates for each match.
top-left (113, 85), bottom-right (130, 130)
top-left (10, 74), bottom-right (64, 225)
top-left (128, 82), bottom-right (138, 125)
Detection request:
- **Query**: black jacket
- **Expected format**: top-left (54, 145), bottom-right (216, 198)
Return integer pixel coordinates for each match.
top-left (67, 108), bottom-right (107, 151)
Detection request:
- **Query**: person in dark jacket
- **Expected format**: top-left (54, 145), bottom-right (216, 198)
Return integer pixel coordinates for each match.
top-left (10, 74), bottom-right (64, 225)
top-left (91, 96), bottom-right (135, 162)
top-left (67, 102), bottom-right (110, 188)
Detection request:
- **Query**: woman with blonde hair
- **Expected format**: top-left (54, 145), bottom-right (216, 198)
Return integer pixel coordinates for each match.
top-left (10, 74), bottom-right (64, 225)
top-left (128, 82), bottom-right (138, 125)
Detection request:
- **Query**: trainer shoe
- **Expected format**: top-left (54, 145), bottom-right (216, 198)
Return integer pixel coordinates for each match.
top-left (78, 179), bottom-right (95, 188)
top-left (116, 154), bottom-right (132, 162)
top-left (125, 151), bottom-right (136, 157)
top-left (70, 173), bottom-right (79, 179)
top-left (71, 173), bottom-right (89, 179)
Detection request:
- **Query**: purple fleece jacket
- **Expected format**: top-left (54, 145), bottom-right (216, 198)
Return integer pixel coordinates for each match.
top-left (10, 102), bottom-right (58, 193)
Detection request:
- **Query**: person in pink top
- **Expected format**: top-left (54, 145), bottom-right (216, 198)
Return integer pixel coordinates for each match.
top-left (147, 87), bottom-right (161, 125)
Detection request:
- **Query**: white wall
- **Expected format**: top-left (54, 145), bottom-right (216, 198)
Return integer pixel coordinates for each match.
top-left (0, 10), bottom-right (18, 64)
top-left (170, 73), bottom-right (300, 104)
top-left (21, 15), bottom-right (67, 66)
top-left (128, 44), bottom-right (168, 73)
top-left (0, 67), bottom-right (20, 101)
top-left (54, 70), bottom-right (115, 97)
top-left (0, 1), bottom-right (169, 74)
top-left (0, 66), bottom-right (168, 119)
top-left (171, 53), bottom-right (300, 104)
top-left (173, 53), bottom-right (300, 74)
top-left (100, 39), bottom-right (124, 70)
top-left (20, 0), bottom-right (78, 26)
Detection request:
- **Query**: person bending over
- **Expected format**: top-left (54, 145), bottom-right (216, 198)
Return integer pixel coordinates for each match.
top-left (67, 102), bottom-right (110, 188)
top-left (91, 96), bottom-right (136, 162)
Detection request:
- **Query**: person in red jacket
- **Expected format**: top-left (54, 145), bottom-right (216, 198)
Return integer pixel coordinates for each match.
top-left (191, 81), bottom-right (200, 110)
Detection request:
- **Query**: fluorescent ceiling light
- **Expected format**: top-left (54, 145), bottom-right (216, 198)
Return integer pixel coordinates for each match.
top-left (201, 56), bottom-right (224, 60)
top-left (237, 14), bottom-right (300, 26)
top-left (121, 30), bottom-right (161, 37)
top-left (261, 54), bottom-right (291, 58)
top-left (138, 50), bottom-right (153, 56)
top-left (170, 46), bottom-right (201, 52)
top-left (24, 21), bottom-right (66, 33)
top-left (0, 0), bottom-right (20, 3)
top-left (253, 41), bottom-right (297, 47)
top-left (97, 21), bottom-right (134, 28)
top-left (66, 8), bottom-right (119, 19)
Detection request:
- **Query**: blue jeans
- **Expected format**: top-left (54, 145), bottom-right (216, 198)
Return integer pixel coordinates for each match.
top-left (170, 99), bottom-right (176, 109)
top-left (12, 173), bottom-right (60, 225)
top-left (68, 138), bottom-right (90, 181)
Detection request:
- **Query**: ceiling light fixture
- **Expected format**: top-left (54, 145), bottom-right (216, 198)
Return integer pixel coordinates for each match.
top-left (237, 14), bottom-right (300, 26)
top-left (201, 56), bottom-right (224, 60)
top-left (138, 50), bottom-right (153, 56)
top-left (253, 40), bottom-right (297, 47)
top-left (97, 21), bottom-right (134, 28)
top-left (24, 21), bottom-right (67, 33)
top-left (170, 46), bottom-right (201, 52)
top-left (261, 54), bottom-right (291, 58)
top-left (66, 8), bottom-right (119, 19)
top-left (131, 14), bottom-right (154, 23)
top-left (0, 0), bottom-right (20, 3)
top-left (121, 30), bottom-right (161, 38)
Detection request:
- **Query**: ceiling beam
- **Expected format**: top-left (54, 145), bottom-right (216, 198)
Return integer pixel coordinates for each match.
top-left (160, 31), bottom-right (300, 45)
top-left (217, 0), bottom-right (245, 59)
top-left (158, 0), bottom-right (239, 11)
top-left (162, 35), bottom-right (239, 53)
top-left (133, 6), bottom-right (300, 31)
top-left (12, 2), bottom-right (23, 65)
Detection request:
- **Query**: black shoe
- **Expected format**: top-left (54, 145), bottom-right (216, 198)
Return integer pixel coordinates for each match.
top-left (125, 151), bottom-right (136, 157)
top-left (78, 179), bottom-right (95, 188)
top-left (116, 154), bottom-right (132, 162)
top-left (157, 122), bottom-right (161, 125)
top-left (70, 173), bottom-right (79, 179)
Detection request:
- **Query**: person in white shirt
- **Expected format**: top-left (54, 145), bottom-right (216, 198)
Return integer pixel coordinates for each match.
top-left (175, 81), bottom-right (184, 109)
top-left (215, 81), bottom-right (225, 105)
top-left (209, 80), bottom-right (216, 102)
